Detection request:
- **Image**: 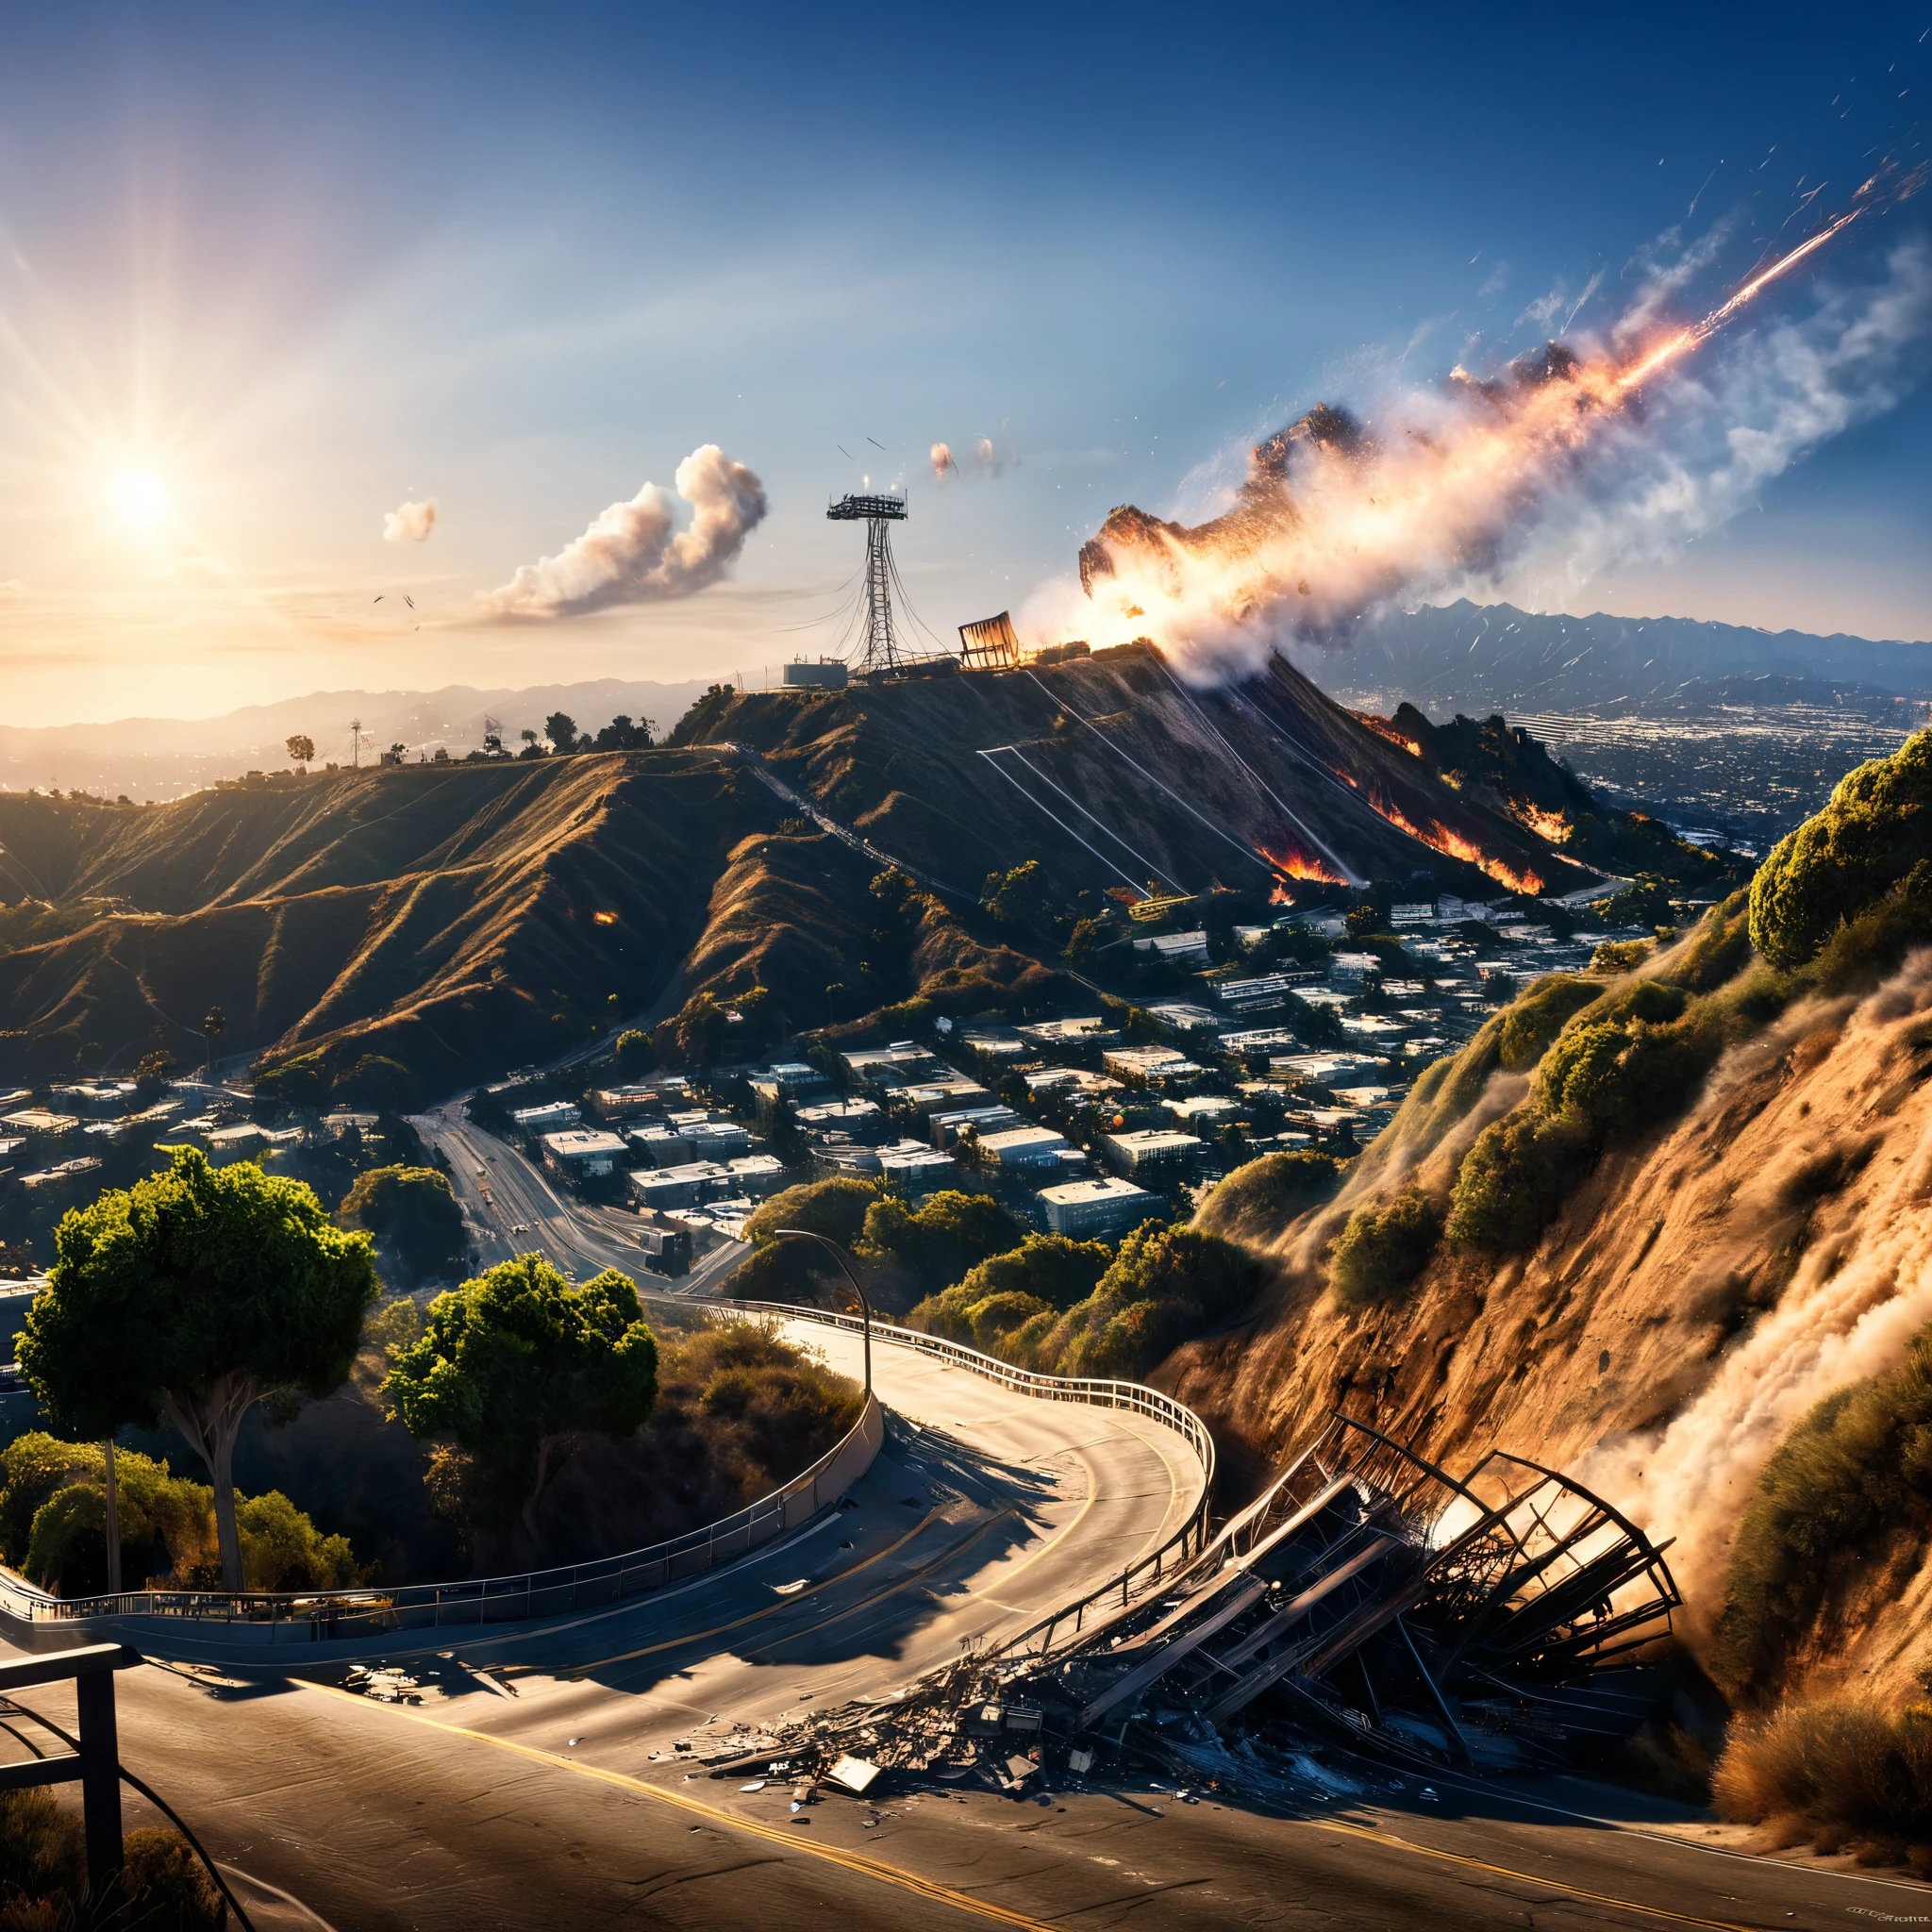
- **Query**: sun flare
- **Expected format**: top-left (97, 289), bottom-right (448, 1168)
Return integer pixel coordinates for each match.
top-left (109, 468), bottom-right (171, 532)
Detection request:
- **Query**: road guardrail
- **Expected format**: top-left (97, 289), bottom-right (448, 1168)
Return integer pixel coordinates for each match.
top-left (0, 1295), bottom-right (1215, 1648)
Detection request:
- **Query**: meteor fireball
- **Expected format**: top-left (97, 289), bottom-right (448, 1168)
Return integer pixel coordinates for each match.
top-left (1060, 168), bottom-right (1926, 682)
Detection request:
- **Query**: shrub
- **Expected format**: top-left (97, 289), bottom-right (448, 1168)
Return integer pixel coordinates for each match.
top-left (338, 1165), bottom-right (467, 1285)
top-left (1749, 728), bottom-right (1932, 970)
top-left (741, 1176), bottom-right (878, 1251)
top-left (1496, 974), bottom-right (1601, 1073)
top-left (1714, 1695), bottom-right (1932, 1846)
top-left (856, 1190), bottom-right (1027, 1299)
top-left (118, 1825), bottom-right (227, 1927)
top-left (0, 1431), bottom-right (358, 1597)
top-left (1041, 1223), bottom-right (1258, 1378)
top-left (906, 1234), bottom-right (1113, 1358)
top-left (1591, 939), bottom-right (1652, 973)
top-left (1328, 1190), bottom-right (1443, 1307)
top-left (366, 1294), bottom-right (427, 1357)
top-left (1710, 1324), bottom-right (1932, 1706)
top-left (1194, 1150), bottom-right (1341, 1241)
top-left (1446, 1112), bottom-right (1585, 1253)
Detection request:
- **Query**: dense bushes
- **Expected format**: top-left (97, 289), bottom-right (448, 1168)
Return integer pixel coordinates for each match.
top-left (338, 1164), bottom-right (467, 1285)
top-left (1496, 974), bottom-right (1601, 1072)
top-left (856, 1191), bottom-right (1028, 1300)
top-left (1750, 727), bottom-right (1932, 970)
top-left (0, 1789), bottom-right (225, 1929)
top-left (1042, 1222), bottom-right (1258, 1379)
top-left (905, 1221), bottom-right (1257, 1380)
top-left (1448, 975), bottom-right (1724, 1255)
top-left (1444, 1112), bottom-right (1585, 1253)
top-left (1328, 1190), bottom-right (1444, 1307)
top-left (0, 1432), bottom-right (358, 1596)
top-left (1715, 1695), bottom-right (1932, 1859)
top-left (1195, 1150), bottom-right (1340, 1241)
top-left (907, 1234), bottom-right (1114, 1360)
top-left (1709, 1324), bottom-right (1932, 1706)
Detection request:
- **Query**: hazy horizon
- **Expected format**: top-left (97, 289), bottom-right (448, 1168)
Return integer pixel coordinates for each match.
top-left (1, 5), bottom-right (1928, 725)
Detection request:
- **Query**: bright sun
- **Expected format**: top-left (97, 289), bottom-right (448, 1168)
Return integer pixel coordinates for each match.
top-left (109, 468), bottom-right (170, 531)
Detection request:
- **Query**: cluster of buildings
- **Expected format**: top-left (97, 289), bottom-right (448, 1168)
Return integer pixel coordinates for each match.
top-left (491, 887), bottom-right (1667, 1272)
top-left (0, 1079), bottom-right (322, 1195)
top-left (507, 1077), bottom-right (790, 1247)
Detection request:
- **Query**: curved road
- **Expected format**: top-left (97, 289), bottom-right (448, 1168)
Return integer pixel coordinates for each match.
top-left (6, 1115), bottom-right (1925, 1926)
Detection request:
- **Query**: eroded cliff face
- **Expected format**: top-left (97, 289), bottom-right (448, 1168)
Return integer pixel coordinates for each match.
top-left (1171, 944), bottom-right (1932, 1697)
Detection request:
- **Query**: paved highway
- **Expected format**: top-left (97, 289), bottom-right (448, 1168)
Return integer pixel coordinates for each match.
top-left (7, 1114), bottom-right (1923, 1925)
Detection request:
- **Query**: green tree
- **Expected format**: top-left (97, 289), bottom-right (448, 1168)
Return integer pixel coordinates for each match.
top-left (1750, 729), bottom-right (1932, 970)
top-left (133, 1049), bottom-right (175, 1098)
top-left (18, 1149), bottom-right (378, 1590)
top-left (286, 733), bottom-right (316, 767)
top-left (981, 858), bottom-right (1056, 931)
top-left (201, 1004), bottom-right (225, 1074)
top-left (382, 1255), bottom-right (658, 1543)
top-left (1328, 1189), bottom-right (1444, 1307)
top-left (856, 1190), bottom-right (1027, 1297)
top-left (614, 1028), bottom-right (655, 1074)
top-left (338, 1164), bottom-right (467, 1284)
top-left (545, 711), bottom-right (579, 754)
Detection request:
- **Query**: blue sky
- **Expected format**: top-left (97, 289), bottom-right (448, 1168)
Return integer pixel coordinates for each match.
top-left (0, 1), bottom-right (1926, 722)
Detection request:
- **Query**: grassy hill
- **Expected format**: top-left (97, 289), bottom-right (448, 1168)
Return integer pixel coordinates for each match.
top-left (0, 647), bottom-right (1607, 1097)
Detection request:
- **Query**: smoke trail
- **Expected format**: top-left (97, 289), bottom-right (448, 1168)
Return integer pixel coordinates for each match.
top-left (383, 497), bottom-right (438, 543)
top-left (481, 445), bottom-right (767, 621)
top-left (931, 441), bottom-right (958, 482)
top-left (1030, 192), bottom-right (1932, 684)
top-left (1578, 954), bottom-right (1932, 1628)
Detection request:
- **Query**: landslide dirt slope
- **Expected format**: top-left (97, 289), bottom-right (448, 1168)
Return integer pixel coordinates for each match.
top-left (678, 647), bottom-right (1593, 901)
top-left (0, 753), bottom-right (776, 1090)
top-left (1172, 933), bottom-right (1932, 1698)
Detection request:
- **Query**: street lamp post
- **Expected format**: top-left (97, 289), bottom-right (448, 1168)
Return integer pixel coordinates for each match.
top-left (771, 1228), bottom-right (873, 1395)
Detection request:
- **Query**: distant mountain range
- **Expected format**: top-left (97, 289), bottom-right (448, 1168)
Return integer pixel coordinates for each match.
top-left (0, 677), bottom-right (714, 803)
top-left (1305, 601), bottom-right (1932, 718)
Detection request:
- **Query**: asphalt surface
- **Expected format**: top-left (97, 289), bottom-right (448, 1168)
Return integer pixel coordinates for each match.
top-left (9, 1114), bottom-right (1924, 1926)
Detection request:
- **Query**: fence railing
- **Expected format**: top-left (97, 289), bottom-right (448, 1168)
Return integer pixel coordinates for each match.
top-left (0, 1296), bottom-right (1216, 1643)
top-left (0, 1392), bottom-right (884, 1644)
top-left (719, 1296), bottom-right (1219, 1602)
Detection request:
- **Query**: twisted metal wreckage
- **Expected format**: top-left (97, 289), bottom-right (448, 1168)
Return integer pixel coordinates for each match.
top-left (707, 1414), bottom-right (1680, 1805)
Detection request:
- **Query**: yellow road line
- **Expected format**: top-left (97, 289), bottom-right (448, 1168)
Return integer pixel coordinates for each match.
top-left (295, 1686), bottom-right (1759, 1931)
top-left (297, 1681), bottom-right (1055, 1930)
top-left (1288, 1814), bottom-right (1756, 1932)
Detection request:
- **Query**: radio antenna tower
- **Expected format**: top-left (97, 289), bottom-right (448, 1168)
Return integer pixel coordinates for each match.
top-left (826, 490), bottom-right (910, 675)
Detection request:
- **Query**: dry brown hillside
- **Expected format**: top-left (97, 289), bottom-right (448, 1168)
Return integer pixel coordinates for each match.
top-left (1176, 871), bottom-right (1932, 1707)
top-left (0, 652), bottom-right (1605, 1099)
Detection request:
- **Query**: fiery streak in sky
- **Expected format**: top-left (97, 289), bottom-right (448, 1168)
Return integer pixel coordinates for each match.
top-left (1052, 171), bottom-right (1924, 682)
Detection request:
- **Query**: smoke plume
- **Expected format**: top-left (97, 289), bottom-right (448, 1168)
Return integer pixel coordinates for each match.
top-left (1033, 213), bottom-right (1932, 682)
top-left (383, 497), bottom-right (439, 543)
top-left (974, 425), bottom-right (1018, 477)
top-left (930, 441), bottom-right (958, 483)
top-left (481, 445), bottom-right (767, 621)
top-left (1580, 955), bottom-right (1932, 1626)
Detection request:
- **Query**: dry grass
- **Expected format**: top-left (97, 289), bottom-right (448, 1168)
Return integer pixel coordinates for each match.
top-left (1714, 1695), bottom-right (1932, 1863)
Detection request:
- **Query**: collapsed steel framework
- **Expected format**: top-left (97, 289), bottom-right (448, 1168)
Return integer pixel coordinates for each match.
top-left (1001, 1413), bottom-right (1681, 1770)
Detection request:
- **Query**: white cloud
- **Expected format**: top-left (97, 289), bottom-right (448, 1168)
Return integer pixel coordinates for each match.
top-left (480, 445), bottom-right (767, 621)
top-left (383, 498), bottom-right (439, 543)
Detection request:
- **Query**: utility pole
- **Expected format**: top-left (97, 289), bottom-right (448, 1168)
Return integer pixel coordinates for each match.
top-left (350, 717), bottom-right (363, 769)
top-left (102, 1441), bottom-right (121, 1594)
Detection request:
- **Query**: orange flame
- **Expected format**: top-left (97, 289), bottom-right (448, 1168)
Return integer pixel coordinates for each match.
top-left (1512, 803), bottom-right (1572, 845)
top-left (1257, 841), bottom-right (1346, 888)
top-left (1368, 796), bottom-right (1545, 894)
